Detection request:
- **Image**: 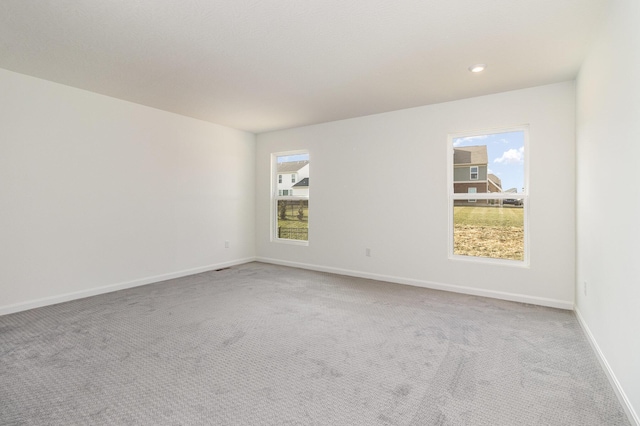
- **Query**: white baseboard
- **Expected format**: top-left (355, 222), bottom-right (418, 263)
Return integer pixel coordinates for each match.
top-left (575, 308), bottom-right (639, 426)
top-left (0, 257), bottom-right (257, 316)
top-left (255, 257), bottom-right (573, 310)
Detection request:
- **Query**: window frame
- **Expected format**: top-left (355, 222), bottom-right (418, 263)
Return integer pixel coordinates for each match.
top-left (271, 150), bottom-right (309, 246)
top-left (468, 187), bottom-right (477, 203)
top-left (447, 126), bottom-right (530, 267)
top-left (470, 166), bottom-right (479, 180)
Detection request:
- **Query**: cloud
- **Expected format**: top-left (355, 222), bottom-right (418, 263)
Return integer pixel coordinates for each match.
top-left (453, 135), bottom-right (488, 147)
top-left (494, 146), bottom-right (524, 164)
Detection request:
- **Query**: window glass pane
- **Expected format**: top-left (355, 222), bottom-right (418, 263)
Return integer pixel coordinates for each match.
top-left (276, 154), bottom-right (309, 195)
top-left (276, 199), bottom-right (308, 241)
top-left (274, 152), bottom-right (309, 242)
top-left (453, 131), bottom-right (524, 194)
top-left (453, 200), bottom-right (524, 261)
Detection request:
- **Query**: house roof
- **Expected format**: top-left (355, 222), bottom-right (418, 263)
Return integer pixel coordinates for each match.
top-left (293, 178), bottom-right (309, 188)
top-left (488, 173), bottom-right (502, 188)
top-left (277, 161), bottom-right (309, 173)
top-left (454, 146), bottom-right (488, 165)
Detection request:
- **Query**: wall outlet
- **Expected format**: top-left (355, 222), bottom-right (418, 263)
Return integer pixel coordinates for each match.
top-left (225, 241), bottom-right (230, 249)
top-left (365, 248), bottom-right (371, 257)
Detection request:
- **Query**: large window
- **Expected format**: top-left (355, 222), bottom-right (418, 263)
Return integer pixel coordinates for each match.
top-left (448, 128), bottom-right (528, 264)
top-left (272, 151), bottom-right (309, 243)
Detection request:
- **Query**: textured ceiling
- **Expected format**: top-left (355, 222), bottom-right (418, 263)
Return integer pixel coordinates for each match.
top-left (0, 0), bottom-right (611, 133)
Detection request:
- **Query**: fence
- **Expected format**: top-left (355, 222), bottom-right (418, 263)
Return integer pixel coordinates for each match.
top-left (278, 227), bottom-right (308, 240)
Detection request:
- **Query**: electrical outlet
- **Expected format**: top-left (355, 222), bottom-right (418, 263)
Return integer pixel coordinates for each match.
top-left (225, 241), bottom-right (230, 249)
top-left (365, 248), bottom-right (371, 257)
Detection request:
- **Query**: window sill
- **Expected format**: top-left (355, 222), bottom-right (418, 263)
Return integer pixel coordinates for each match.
top-left (449, 254), bottom-right (530, 268)
top-left (272, 238), bottom-right (309, 246)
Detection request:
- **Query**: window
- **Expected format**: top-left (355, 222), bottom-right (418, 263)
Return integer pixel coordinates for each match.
top-left (449, 127), bottom-right (528, 264)
top-left (470, 166), bottom-right (479, 180)
top-left (273, 151), bottom-right (309, 243)
top-left (468, 187), bottom-right (477, 203)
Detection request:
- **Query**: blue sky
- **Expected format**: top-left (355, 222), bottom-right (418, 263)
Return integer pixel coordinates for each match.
top-left (453, 130), bottom-right (525, 193)
top-left (277, 153), bottom-right (309, 163)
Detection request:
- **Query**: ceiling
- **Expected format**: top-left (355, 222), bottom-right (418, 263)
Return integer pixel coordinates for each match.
top-left (0, 0), bottom-right (611, 133)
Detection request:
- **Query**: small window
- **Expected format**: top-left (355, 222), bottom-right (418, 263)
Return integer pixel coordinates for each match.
top-left (470, 166), bottom-right (479, 180)
top-left (273, 152), bottom-right (309, 243)
top-left (468, 187), bottom-right (477, 203)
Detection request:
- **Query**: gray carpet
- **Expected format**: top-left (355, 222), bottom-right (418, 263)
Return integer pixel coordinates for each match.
top-left (0, 262), bottom-right (630, 425)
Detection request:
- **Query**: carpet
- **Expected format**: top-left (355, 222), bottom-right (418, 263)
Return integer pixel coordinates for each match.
top-left (0, 262), bottom-right (630, 425)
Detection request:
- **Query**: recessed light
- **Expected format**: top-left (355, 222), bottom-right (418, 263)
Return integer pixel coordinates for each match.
top-left (469, 64), bottom-right (486, 73)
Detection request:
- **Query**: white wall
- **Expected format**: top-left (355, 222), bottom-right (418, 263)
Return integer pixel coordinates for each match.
top-left (256, 82), bottom-right (576, 309)
top-left (575, 0), bottom-right (640, 422)
top-left (0, 68), bottom-right (256, 314)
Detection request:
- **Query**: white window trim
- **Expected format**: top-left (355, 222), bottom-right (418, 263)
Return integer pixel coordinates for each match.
top-left (470, 166), bottom-right (479, 180)
top-left (271, 150), bottom-right (309, 246)
top-left (447, 126), bottom-right (530, 267)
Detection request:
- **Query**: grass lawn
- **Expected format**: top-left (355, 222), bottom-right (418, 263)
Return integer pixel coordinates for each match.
top-left (277, 202), bottom-right (308, 240)
top-left (454, 206), bottom-right (524, 261)
top-left (277, 218), bottom-right (308, 228)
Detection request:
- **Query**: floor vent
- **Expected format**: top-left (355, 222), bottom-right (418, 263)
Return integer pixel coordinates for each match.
top-left (214, 267), bottom-right (230, 272)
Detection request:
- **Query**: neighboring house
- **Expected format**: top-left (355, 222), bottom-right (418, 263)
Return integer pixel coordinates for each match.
top-left (291, 177), bottom-right (309, 197)
top-left (488, 173), bottom-right (502, 193)
top-left (277, 160), bottom-right (309, 195)
top-left (453, 145), bottom-right (502, 205)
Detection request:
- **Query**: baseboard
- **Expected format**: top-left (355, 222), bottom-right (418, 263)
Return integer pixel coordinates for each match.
top-left (0, 257), bottom-right (257, 316)
top-left (255, 257), bottom-right (573, 310)
top-left (574, 308), bottom-right (639, 426)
